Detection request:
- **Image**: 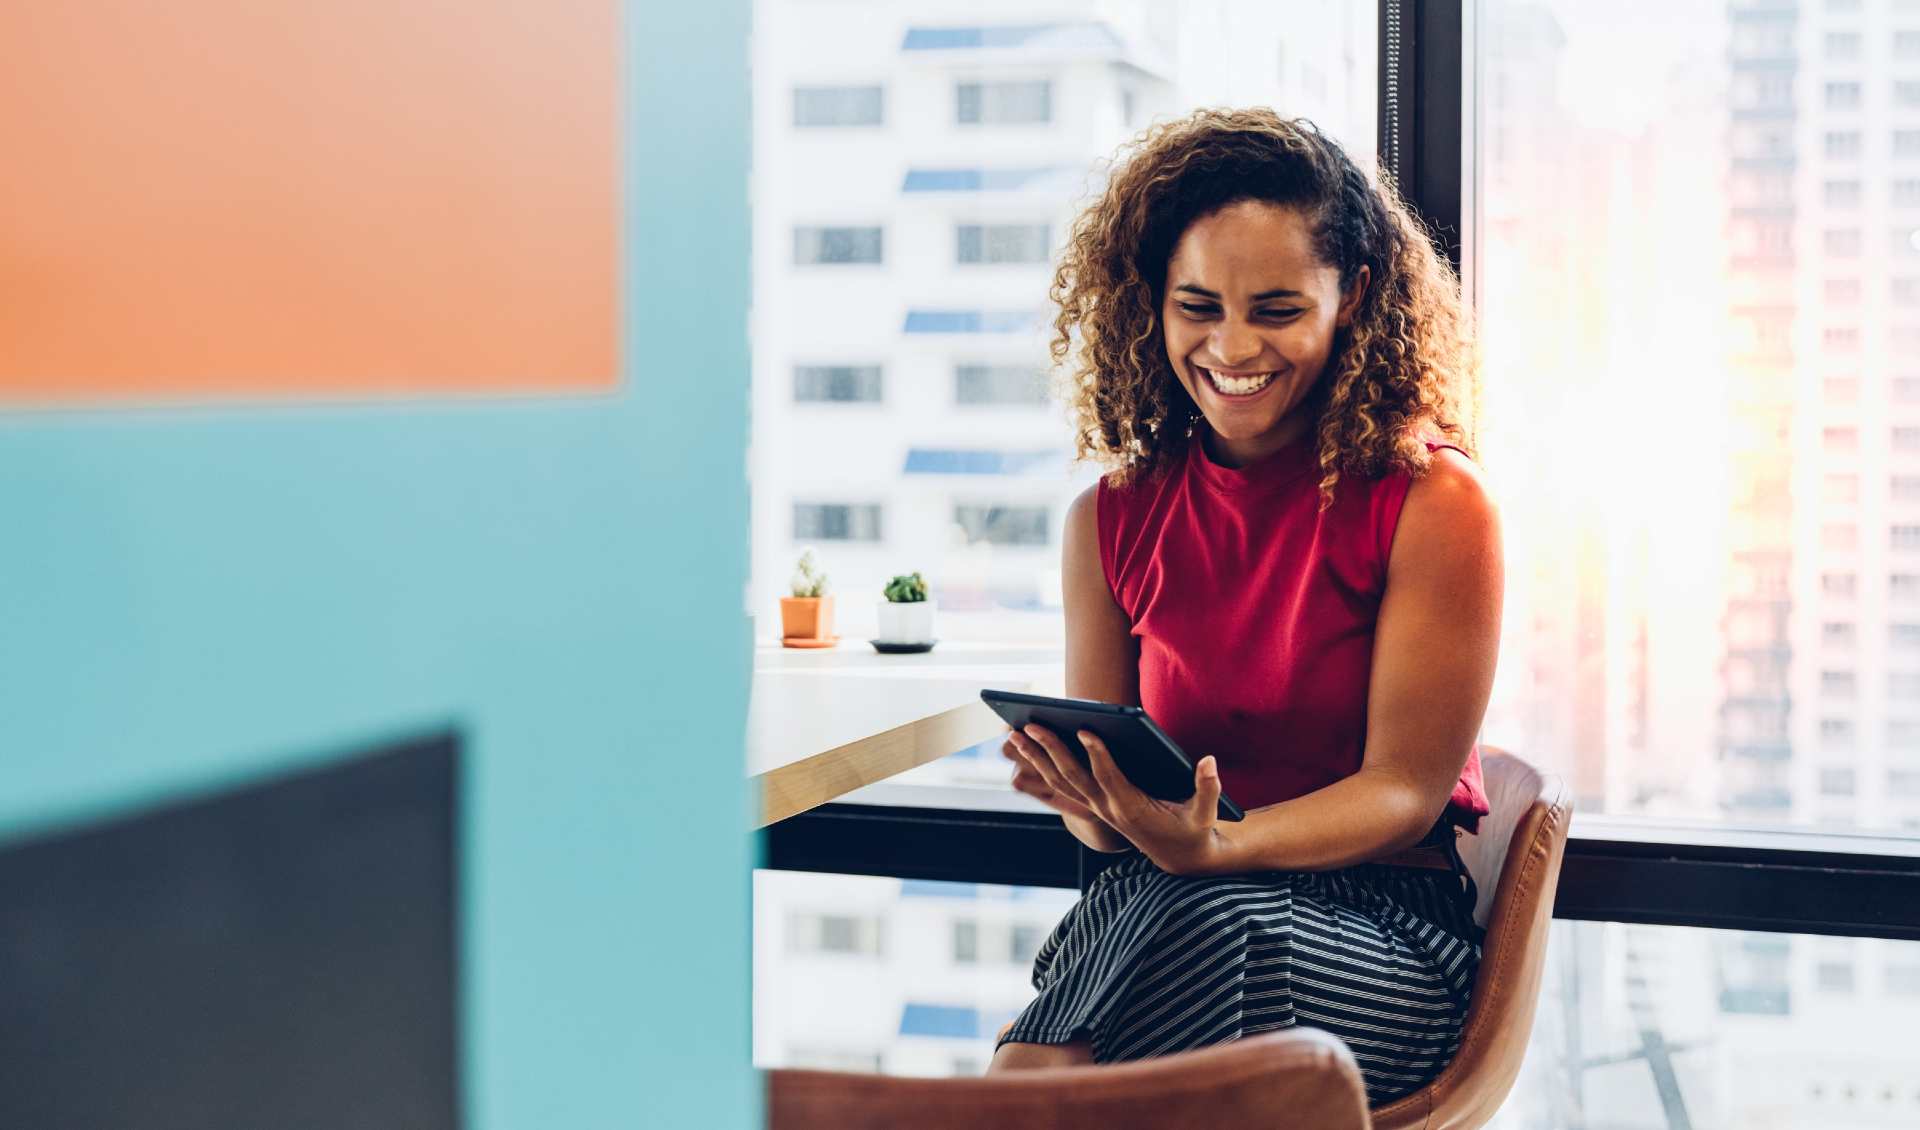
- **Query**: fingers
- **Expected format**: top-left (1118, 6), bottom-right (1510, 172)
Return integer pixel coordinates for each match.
top-left (1006, 728), bottom-right (1092, 807)
top-left (1003, 740), bottom-right (1100, 821)
top-left (1078, 729), bottom-right (1140, 813)
top-left (1189, 755), bottom-right (1222, 825)
top-left (1023, 724), bottom-right (1102, 802)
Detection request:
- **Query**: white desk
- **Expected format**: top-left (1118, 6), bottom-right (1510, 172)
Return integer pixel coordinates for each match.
top-left (747, 640), bottom-right (1064, 827)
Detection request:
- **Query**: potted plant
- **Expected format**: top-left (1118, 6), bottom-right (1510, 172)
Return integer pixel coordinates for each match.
top-left (874, 571), bottom-right (936, 653)
top-left (780, 549), bottom-right (837, 647)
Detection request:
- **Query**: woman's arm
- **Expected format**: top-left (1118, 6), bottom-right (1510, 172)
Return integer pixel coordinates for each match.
top-left (1201, 448), bottom-right (1504, 874)
top-left (1002, 484), bottom-right (1136, 853)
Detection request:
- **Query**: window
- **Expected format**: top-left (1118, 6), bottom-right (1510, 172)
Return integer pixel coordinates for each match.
top-left (1898, 31), bottom-right (1920, 59)
top-left (1824, 621), bottom-right (1859, 649)
top-left (1893, 573), bottom-right (1920, 601)
top-left (1816, 959), bottom-right (1856, 992)
top-left (1896, 380), bottom-right (1920, 407)
top-left (1011, 924), bottom-right (1045, 963)
top-left (955, 364), bottom-right (1049, 406)
top-left (1896, 278), bottom-right (1920, 305)
top-left (1826, 82), bottom-right (1863, 110)
top-left (1891, 770), bottom-right (1920, 798)
top-left (1819, 767), bottom-right (1857, 797)
top-left (1824, 376), bottom-right (1860, 402)
top-left (1826, 32), bottom-right (1862, 59)
top-left (1824, 278), bottom-right (1861, 304)
top-left (955, 223), bottom-right (1051, 264)
top-left (1822, 570), bottom-right (1858, 596)
top-left (1823, 327), bottom-right (1860, 351)
top-left (1895, 525), bottom-right (1920, 550)
top-left (1891, 963), bottom-right (1920, 995)
top-left (1826, 131), bottom-right (1862, 161)
top-left (793, 85), bottom-right (884, 127)
top-left (1897, 180), bottom-right (1920, 208)
top-left (952, 920), bottom-right (978, 964)
top-left (1820, 717), bottom-right (1856, 747)
top-left (956, 80), bottom-right (1051, 126)
top-left (1898, 81), bottom-right (1920, 108)
top-left (794, 364), bottom-right (883, 404)
top-left (1823, 522), bottom-right (1859, 550)
top-left (1821, 669), bottom-right (1857, 698)
top-left (793, 502), bottom-right (883, 542)
top-left (1825, 228), bottom-right (1863, 256)
top-left (788, 911), bottom-right (883, 956)
top-left (1894, 622), bottom-right (1920, 649)
top-left (1826, 426), bottom-right (1860, 453)
top-left (794, 226), bottom-right (883, 265)
top-left (1824, 475), bottom-right (1860, 504)
top-left (1893, 672), bottom-right (1920, 700)
top-left (1825, 180), bottom-right (1862, 209)
top-left (952, 504), bottom-right (1049, 547)
top-left (1896, 428), bottom-right (1920, 454)
top-left (1900, 130), bottom-right (1920, 159)
top-left (1891, 719), bottom-right (1920, 748)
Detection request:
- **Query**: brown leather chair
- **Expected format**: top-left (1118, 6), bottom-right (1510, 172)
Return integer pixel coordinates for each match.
top-left (768, 1027), bottom-right (1371, 1130)
top-left (1371, 748), bottom-right (1572, 1130)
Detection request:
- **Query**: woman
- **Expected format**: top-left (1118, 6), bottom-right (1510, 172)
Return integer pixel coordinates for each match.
top-left (990, 108), bottom-right (1502, 1106)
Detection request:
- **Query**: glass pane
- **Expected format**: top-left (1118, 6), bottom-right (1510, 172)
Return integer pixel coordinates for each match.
top-left (752, 0), bottom-right (1379, 648)
top-left (1478, 0), bottom-right (1920, 837)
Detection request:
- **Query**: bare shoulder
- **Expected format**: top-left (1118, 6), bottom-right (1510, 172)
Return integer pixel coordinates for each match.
top-left (1065, 481), bottom-right (1100, 532)
top-left (1392, 447), bottom-right (1501, 575)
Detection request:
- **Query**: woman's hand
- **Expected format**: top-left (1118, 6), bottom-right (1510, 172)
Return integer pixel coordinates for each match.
top-left (1007, 723), bottom-right (1234, 876)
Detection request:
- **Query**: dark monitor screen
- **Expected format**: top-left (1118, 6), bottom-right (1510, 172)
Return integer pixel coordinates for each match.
top-left (0, 732), bottom-right (459, 1130)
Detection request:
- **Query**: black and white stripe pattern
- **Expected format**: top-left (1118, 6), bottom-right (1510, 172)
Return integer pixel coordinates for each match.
top-left (997, 851), bottom-right (1482, 1104)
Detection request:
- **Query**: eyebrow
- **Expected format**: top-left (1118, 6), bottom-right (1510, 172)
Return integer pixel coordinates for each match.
top-left (1173, 283), bottom-right (1305, 301)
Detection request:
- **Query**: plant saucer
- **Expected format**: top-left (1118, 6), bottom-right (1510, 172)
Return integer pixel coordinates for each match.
top-left (870, 639), bottom-right (936, 654)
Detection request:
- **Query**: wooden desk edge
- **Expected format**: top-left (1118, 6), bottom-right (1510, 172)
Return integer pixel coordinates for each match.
top-left (754, 701), bottom-right (1010, 828)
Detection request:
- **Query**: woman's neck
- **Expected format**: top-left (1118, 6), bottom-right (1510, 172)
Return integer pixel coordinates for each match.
top-left (1200, 411), bottom-right (1312, 469)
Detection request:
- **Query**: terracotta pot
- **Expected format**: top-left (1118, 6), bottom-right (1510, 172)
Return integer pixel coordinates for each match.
top-left (779, 595), bottom-right (835, 642)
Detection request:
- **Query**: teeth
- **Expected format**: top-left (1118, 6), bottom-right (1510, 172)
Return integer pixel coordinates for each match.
top-left (1203, 367), bottom-right (1275, 396)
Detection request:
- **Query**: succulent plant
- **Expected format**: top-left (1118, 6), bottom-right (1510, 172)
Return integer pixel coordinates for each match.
top-left (790, 549), bottom-right (829, 598)
top-left (883, 571), bottom-right (928, 603)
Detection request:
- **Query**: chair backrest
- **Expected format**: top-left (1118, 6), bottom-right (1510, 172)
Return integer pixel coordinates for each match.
top-left (1371, 748), bottom-right (1572, 1130)
top-left (769, 1028), bottom-right (1371, 1130)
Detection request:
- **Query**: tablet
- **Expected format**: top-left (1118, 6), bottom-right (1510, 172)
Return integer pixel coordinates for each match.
top-left (980, 689), bottom-right (1245, 822)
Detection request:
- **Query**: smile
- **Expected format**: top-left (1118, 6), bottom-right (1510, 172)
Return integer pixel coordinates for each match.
top-left (1199, 367), bottom-right (1277, 397)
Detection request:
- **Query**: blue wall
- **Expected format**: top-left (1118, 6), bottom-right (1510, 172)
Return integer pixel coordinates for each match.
top-left (0, 3), bottom-right (756, 1127)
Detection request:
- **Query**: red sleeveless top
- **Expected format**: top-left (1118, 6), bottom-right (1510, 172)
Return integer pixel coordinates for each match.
top-left (1097, 425), bottom-right (1490, 832)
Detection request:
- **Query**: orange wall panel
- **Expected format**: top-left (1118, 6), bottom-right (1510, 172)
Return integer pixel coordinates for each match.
top-left (0, 1), bottom-right (617, 403)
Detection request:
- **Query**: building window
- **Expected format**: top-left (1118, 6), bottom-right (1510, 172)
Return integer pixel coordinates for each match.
top-left (1825, 426), bottom-right (1860, 453)
top-left (1893, 672), bottom-right (1920, 700)
top-left (1899, 81), bottom-right (1920, 108)
top-left (1825, 180), bottom-right (1863, 209)
top-left (1825, 475), bottom-right (1861, 505)
top-left (794, 226), bottom-right (883, 265)
top-left (1822, 669), bottom-right (1858, 698)
top-left (1892, 719), bottom-right (1920, 749)
top-left (1898, 31), bottom-right (1920, 59)
top-left (1895, 525), bottom-right (1920, 550)
top-left (955, 80), bottom-right (1052, 125)
top-left (955, 364), bottom-right (1049, 406)
top-left (1820, 717), bottom-right (1856, 747)
top-left (953, 504), bottom-right (1050, 547)
top-left (1823, 570), bottom-right (1858, 596)
top-left (1891, 963), bottom-right (1920, 995)
top-left (788, 911), bottom-right (883, 956)
top-left (1819, 767), bottom-right (1857, 798)
top-left (794, 502), bottom-right (883, 542)
top-left (1826, 31), bottom-right (1863, 59)
top-left (1824, 327), bottom-right (1860, 351)
top-left (1825, 81), bottom-right (1863, 110)
top-left (1816, 959), bottom-right (1856, 992)
top-left (793, 85), bottom-right (884, 127)
top-left (1897, 278), bottom-right (1920, 305)
top-left (1824, 376), bottom-right (1860, 402)
top-left (1894, 622), bottom-right (1920, 649)
top-left (1896, 379), bottom-right (1920, 406)
top-left (1898, 130), bottom-right (1920, 158)
top-left (1894, 573), bottom-right (1920, 601)
top-left (794, 364), bottom-right (883, 404)
top-left (1825, 227), bottom-right (1863, 255)
top-left (951, 920), bottom-right (978, 964)
top-left (955, 223), bottom-right (1051, 265)
top-left (1824, 522), bottom-right (1860, 550)
top-left (1825, 621), bottom-right (1859, 648)
top-left (1825, 278), bottom-right (1862, 304)
top-left (1010, 923), bottom-right (1046, 963)
top-left (1897, 180), bottom-right (1920, 208)
top-left (1897, 428), bottom-right (1920, 454)
top-left (1891, 770), bottom-right (1920, 798)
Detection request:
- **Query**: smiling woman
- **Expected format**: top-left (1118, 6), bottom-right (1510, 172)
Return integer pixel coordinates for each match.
top-left (994, 109), bottom-right (1502, 1106)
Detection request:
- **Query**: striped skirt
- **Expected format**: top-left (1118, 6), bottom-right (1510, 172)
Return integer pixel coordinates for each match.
top-left (996, 850), bottom-right (1483, 1104)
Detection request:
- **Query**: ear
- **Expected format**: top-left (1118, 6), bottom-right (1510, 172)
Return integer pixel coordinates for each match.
top-left (1334, 264), bottom-right (1371, 328)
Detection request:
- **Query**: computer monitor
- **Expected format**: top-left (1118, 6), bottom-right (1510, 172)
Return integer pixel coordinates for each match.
top-left (0, 731), bottom-right (459, 1130)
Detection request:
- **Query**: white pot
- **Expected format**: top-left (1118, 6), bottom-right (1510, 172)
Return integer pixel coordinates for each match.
top-left (875, 599), bottom-right (936, 644)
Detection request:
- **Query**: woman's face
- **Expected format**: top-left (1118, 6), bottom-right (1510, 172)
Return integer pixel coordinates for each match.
top-left (1160, 199), bottom-right (1367, 465)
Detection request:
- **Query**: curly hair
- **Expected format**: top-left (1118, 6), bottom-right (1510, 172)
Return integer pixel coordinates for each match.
top-left (1050, 107), bottom-right (1479, 505)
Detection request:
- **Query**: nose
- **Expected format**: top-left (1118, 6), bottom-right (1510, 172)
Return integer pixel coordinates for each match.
top-left (1209, 322), bottom-right (1262, 369)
